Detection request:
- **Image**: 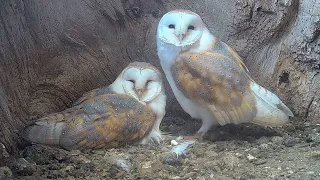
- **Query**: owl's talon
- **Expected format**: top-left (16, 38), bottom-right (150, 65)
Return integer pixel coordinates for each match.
top-left (139, 128), bottom-right (163, 145)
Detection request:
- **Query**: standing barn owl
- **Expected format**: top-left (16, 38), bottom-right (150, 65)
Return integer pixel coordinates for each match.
top-left (156, 10), bottom-right (294, 139)
top-left (22, 62), bottom-right (166, 150)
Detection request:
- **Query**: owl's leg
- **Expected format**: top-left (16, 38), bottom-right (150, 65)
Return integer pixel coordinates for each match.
top-left (184, 115), bottom-right (218, 141)
top-left (198, 118), bottom-right (215, 135)
top-left (139, 114), bottom-right (164, 145)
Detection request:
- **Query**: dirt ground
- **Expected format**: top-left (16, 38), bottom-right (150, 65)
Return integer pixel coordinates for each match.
top-left (1, 116), bottom-right (320, 180)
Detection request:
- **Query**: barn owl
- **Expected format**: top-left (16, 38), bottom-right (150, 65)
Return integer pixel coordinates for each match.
top-left (22, 62), bottom-right (166, 150)
top-left (156, 10), bottom-right (294, 139)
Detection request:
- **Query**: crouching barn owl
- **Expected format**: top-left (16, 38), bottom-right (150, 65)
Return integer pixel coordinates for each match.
top-left (156, 10), bottom-right (294, 139)
top-left (22, 62), bottom-right (166, 150)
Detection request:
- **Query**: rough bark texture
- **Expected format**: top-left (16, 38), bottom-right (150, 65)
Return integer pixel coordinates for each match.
top-left (0, 0), bottom-right (319, 154)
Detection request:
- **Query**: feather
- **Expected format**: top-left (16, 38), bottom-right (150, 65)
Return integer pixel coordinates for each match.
top-left (171, 139), bottom-right (196, 157)
top-left (250, 83), bottom-right (294, 126)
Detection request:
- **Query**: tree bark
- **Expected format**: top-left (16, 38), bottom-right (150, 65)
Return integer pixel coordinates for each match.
top-left (0, 0), bottom-right (319, 154)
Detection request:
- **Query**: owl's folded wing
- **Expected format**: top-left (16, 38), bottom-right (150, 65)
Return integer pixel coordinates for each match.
top-left (171, 51), bottom-right (257, 125)
top-left (72, 87), bottom-right (114, 106)
top-left (23, 94), bottom-right (156, 150)
top-left (26, 86), bottom-right (115, 126)
top-left (212, 39), bottom-right (251, 75)
top-left (60, 94), bottom-right (156, 150)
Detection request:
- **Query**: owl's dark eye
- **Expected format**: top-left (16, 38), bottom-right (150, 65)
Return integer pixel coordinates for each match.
top-left (168, 24), bottom-right (175, 29)
top-left (188, 25), bottom-right (195, 30)
top-left (146, 80), bottom-right (153, 84)
top-left (128, 80), bottom-right (135, 83)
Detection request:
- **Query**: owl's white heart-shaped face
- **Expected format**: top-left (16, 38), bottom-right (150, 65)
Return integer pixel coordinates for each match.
top-left (157, 10), bottom-right (205, 47)
top-left (119, 62), bottom-right (163, 103)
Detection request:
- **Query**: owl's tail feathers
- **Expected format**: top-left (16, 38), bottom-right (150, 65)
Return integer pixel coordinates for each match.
top-left (250, 83), bottom-right (294, 127)
top-left (22, 120), bottom-right (65, 146)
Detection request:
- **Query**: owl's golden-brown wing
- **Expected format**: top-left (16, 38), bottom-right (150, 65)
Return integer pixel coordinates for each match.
top-left (171, 51), bottom-right (258, 125)
top-left (72, 87), bottom-right (114, 106)
top-left (210, 38), bottom-right (251, 76)
top-left (23, 93), bottom-right (156, 150)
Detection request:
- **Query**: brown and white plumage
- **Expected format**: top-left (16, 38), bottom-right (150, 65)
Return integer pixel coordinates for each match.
top-left (22, 62), bottom-right (166, 150)
top-left (157, 9), bottom-right (293, 138)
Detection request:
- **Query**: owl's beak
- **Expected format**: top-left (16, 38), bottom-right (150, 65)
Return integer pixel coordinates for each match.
top-left (177, 34), bottom-right (186, 41)
top-left (136, 89), bottom-right (144, 98)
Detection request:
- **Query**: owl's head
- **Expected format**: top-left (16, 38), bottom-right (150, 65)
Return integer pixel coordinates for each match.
top-left (112, 62), bottom-right (164, 103)
top-left (157, 10), bottom-right (205, 47)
